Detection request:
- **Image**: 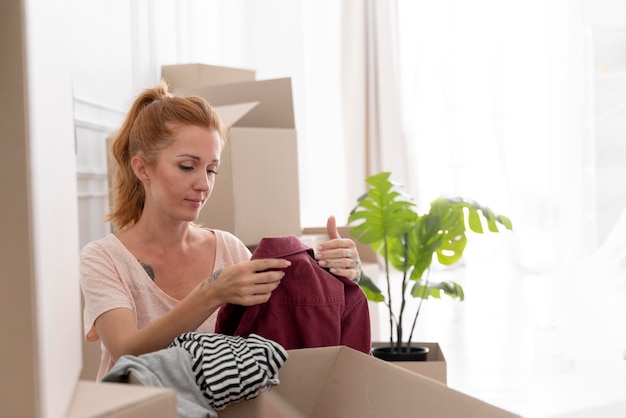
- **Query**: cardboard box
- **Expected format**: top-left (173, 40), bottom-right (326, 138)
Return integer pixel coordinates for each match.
top-left (66, 380), bottom-right (178, 418)
top-left (175, 77), bottom-right (295, 129)
top-left (219, 346), bottom-right (518, 418)
top-left (161, 64), bottom-right (301, 247)
top-left (162, 63), bottom-right (256, 89)
top-left (371, 341), bottom-right (447, 384)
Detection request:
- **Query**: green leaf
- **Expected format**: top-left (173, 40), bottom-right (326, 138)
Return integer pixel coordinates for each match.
top-left (358, 273), bottom-right (385, 303)
top-left (436, 233), bottom-right (467, 265)
top-left (405, 216), bottom-right (442, 280)
top-left (497, 214), bottom-right (513, 231)
top-left (411, 280), bottom-right (464, 301)
top-left (348, 172), bottom-right (416, 261)
top-left (467, 207), bottom-right (484, 233)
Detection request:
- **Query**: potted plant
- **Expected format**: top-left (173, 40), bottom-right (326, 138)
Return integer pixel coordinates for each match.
top-left (348, 172), bottom-right (513, 362)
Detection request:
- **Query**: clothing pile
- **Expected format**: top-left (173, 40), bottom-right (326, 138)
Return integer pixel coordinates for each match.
top-left (103, 333), bottom-right (287, 418)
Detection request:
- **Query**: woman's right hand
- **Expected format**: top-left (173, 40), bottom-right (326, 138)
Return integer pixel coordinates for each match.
top-left (205, 258), bottom-right (290, 306)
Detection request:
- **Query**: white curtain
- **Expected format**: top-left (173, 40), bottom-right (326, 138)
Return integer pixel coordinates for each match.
top-left (116, 0), bottom-right (589, 273)
top-left (391, 0), bottom-right (587, 271)
top-left (340, 0), bottom-right (411, 194)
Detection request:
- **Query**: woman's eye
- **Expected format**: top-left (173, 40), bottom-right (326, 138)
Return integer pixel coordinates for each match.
top-left (179, 165), bottom-right (193, 171)
top-left (207, 169), bottom-right (219, 175)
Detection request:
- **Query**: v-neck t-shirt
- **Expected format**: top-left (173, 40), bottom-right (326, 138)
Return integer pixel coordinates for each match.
top-left (80, 229), bottom-right (251, 380)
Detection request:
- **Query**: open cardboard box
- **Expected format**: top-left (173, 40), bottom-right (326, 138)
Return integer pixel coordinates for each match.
top-left (161, 64), bottom-right (302, 247)
top-left (371, 341), bottom-right (447, 384)
top-left (219, 345), bottom-right (518, 418)
top-left (66, 380), bottom-right (178, 418)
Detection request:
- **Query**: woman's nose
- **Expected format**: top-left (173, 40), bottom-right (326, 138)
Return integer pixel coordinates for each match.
top-left (194, 172), bottom-right (211, 191)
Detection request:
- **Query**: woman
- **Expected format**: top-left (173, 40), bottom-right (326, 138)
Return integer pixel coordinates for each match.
top-left (80, 81), bottom-right (361, 380)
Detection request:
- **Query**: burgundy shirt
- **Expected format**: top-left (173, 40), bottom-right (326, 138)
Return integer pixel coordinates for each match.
top-left (215, 235), bottom-right (372, 354)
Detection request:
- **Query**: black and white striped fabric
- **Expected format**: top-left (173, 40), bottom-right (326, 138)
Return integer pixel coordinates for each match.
top-left (169, 332), bottom-right (288, 410)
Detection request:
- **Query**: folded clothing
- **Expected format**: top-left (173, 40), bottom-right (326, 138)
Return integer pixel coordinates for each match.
top-left (169, 332), bottom-right (288, 411)
top-left (102, 333), bottom-right (288, 417)
top-left (102, 346), bottom-right (218, 418)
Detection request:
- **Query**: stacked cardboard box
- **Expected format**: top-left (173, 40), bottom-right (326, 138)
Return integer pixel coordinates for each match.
top-left (162, 64), bottom-right (302, 247)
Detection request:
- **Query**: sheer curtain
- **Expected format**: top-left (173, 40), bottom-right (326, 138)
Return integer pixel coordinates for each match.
top-left (340, 0), bottom-right (409, 189)
top-left (243, 0), bottom-right (587, 272)
top-left (392, 0), bottom-right (587, 271)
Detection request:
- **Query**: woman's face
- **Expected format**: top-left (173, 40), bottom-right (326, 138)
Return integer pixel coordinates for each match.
top-left (144, 124), bottom-right (222, 223)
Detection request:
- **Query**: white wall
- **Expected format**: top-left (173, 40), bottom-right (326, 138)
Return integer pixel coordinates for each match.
top-left (1, 0), bottom-right (81, 417)
top-left (71, 0), bottom-right (255, 249)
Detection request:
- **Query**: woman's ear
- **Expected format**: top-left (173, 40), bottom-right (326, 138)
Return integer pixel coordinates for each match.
top-left (131, 156), bottom-right (150, 183)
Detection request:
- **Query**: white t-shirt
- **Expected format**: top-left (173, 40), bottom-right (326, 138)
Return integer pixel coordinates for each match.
top-left (80, 229), bottom-right (252, 380)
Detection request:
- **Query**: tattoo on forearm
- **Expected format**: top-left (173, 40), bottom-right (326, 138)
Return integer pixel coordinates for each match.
top-left (202, 269), bottom-right (222, 287)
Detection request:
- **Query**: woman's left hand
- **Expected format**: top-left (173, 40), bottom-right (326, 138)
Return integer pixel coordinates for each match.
top-left (315, 216), bottom-right (362, 282)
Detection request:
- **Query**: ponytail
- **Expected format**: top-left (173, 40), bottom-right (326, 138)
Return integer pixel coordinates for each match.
top-left (106, 80), bottom-right (225, 230)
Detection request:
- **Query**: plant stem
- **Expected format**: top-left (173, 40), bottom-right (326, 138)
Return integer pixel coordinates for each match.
top-left (383, 235), bottom-right (394, 351)
top-left (407, 267), bottom-right (431, 348)
top-left (397, 234), bottom-right (409, 352)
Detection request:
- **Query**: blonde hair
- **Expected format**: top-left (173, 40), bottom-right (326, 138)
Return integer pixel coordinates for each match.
top-left (106, 80), bottom-right (226, 230)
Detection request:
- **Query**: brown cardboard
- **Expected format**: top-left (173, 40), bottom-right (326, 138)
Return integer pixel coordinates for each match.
top-left (162, 64), bottom-right (302, 247)
top-left (220, 346), bottom-right (519, 418)
top-left (196, 126), bottom-right (301, 246)
top-left (66, 380), bottom-right (178, 418)
top-left (175, 77), bottom-right (295, 129)
top-left (162, 63), bottom-right (256, 90)
top-left (372, 341), bottom-right (447, 384)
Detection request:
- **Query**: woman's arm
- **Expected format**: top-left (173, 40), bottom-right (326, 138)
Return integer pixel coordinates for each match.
top-left (93, 258), bottom-right (290, 362)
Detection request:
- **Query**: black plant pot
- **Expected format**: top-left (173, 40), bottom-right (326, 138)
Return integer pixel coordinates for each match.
top-left (372, 345), bottom-right (429, 362)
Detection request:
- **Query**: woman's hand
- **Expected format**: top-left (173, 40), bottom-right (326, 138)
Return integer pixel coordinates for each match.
top-left (205, 258), bottom-right (290, 306)
top-left (315, 216), bottom-right (362, 281)
top-left (94, 258), bottom-right (289, 362)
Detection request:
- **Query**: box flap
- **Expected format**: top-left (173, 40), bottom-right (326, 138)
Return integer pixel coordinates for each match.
top-left (220, 346), bottom-right (518, 418)
top-left (66, 380), bottom-right (178, 418)
top-left (175, 78), bottom-right (295, 129)
top-left (214, 102), bottom-right (260, 128)
top-left (162, 63), bottom-right (256, 90)
top-left (311, 347), bottom-right (517, 418)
